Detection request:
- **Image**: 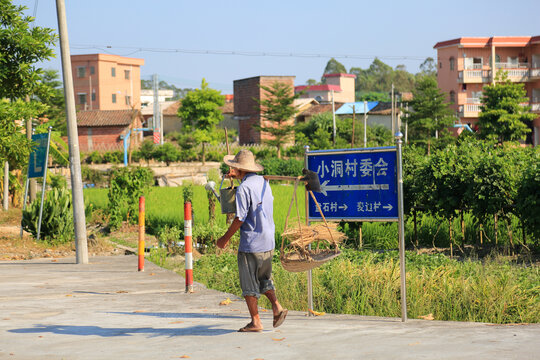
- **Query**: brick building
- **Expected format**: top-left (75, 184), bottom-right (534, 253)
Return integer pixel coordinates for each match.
top-left (233, 76), bottom-right (295, 144)
top-left (433, 36), bottom-right (540, 145)
top-left (76, 110), bottom-right (143, 152)
top-left (71, 54), bottom-right (145, 111)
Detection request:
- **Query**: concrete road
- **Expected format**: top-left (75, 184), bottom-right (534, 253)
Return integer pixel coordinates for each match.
top-left (0, 255), bottom-right (538, 360)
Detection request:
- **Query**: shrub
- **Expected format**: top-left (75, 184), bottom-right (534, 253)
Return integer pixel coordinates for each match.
top-left (157, 225), bottom-right (184, 255)
top-left (102, 151), bottom-right (123, 164)
top-left (22, 187), bottom-right (74, 243)
top-left (85, 151), bottom-right (103, 164)
top-left (260, 158), bottom-right (304, 177)
top-left (153, 142), bottom-right (179, 165)
top-left (107, 166), bottom-right (154, 230)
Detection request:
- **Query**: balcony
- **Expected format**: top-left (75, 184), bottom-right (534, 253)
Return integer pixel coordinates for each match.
top-left (458, 63), bottom-right (540, 83)
top-left (458, 100), bottom-right (482, 118)
top-left (458, 99), bottom-right (538, 117)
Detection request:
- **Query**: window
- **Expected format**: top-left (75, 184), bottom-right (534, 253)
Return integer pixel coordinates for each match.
top-left (124, 70), bottom-right (130, 80)
top-left (77, 66), bottom-right (86, 78)
top-left (90, 66), bottom-right (95, 75)
top-left (439, 62), bottom-right (442, 69)
top-left (111, 67), bottom-right (116, 77)
top-left (472, 91), bottom-right (482, 102)
top-left (112, 94), bottom-right (117, 103)
top-left (508, 57), bottom-right (519, 67)
top-left (449, 91), bottom-right (456, 103)
top-left (77, 93), bottom-right (87, 105)
top-left (91, 91), bottom-right (96, 101)
top-left (449, 57), bottom-right (455, 71)
top-left (488, 54), bottom-right (501, 66)
top-left (125, 95), bottom-right (131, 105)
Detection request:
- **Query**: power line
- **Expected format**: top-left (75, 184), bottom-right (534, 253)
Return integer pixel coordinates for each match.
top-left (69, 44), bottom-right (431, 62)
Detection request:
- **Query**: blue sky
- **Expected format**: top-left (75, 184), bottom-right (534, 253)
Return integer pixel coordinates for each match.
top-left (14, 0), bottom-right (540, 93)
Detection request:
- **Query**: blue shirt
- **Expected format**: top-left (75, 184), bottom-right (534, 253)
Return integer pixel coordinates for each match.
top-left (235, 173), bottom-right (275, 253)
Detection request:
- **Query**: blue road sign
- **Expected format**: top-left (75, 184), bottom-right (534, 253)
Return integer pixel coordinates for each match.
top-left (306, 147), bottom-right (398, 221)
top-left (28, 133), bottom-right (49, 178)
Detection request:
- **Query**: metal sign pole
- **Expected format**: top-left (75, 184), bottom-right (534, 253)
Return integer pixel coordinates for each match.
top-left (36, 127), bottom-right (52, 242)
top-left (304, 145), bottom-right (314, 315)
top-left (395, 132), bottom-right (408, 322)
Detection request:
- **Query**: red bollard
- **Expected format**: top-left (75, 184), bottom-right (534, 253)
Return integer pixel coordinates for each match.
top-left (138, 196), bottom-right (145, 271)
top-left (184, 202), bottom-right (194, 293)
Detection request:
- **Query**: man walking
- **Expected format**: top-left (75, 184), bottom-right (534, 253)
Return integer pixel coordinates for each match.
top-left (217, 150), bottom-right (288, 332)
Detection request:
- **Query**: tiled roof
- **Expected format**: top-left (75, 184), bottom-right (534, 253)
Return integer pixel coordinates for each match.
top-left (162, 100), bottom-right (234, 116)
top-left (295, 84), bottom-right (342, 92)
top-left (77, 110), bottom-right (140, 127)
top-left (298, 103), bottom-right (344, 117)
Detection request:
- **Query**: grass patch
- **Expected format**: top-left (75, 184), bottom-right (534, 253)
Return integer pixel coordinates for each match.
top-left (192, 249), bottom-right (540, 324)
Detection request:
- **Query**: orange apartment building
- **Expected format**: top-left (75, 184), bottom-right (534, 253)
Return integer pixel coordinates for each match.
top-left (71, 54), bottom-right (145, 152)
top-left (71, 54), bottom-right (145, 111)
top-left (434, 36), bottom-right (540, 145)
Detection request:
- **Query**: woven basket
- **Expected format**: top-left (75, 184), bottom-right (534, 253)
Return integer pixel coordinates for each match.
top-left (280, 249), bottom-right (341, 272)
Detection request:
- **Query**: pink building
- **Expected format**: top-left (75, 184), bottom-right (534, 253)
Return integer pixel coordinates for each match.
top-left (295, 73), bottom-right (356, 103)
top-left (71, 54), bottom-right (145, 111)
top-left (434, 36), bottom-right (540, 145)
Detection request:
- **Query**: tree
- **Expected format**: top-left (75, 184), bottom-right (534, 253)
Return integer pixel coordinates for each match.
top-left (0, 99), bottom-right (45, 168)
top-left (35, 69), bottom-right (66, 135)
top-left (477, 71), bottom-right (536, 143)
top-left (418, 57), bottom-right (437, 79)
top-left (254, 82), bottom-right (301, 158)
top-left (321, 58), bottom-right (347, 83)
top-left (406, 76), bottom-right (454, 154)
top-left (350, 58), bottom-right (415, 99)
top-left (177, 79), bottom-right (224, 164)
top-left (0, 0), bottom-right (56, 206)
top-left (0, 0), bottom-right (56, 100)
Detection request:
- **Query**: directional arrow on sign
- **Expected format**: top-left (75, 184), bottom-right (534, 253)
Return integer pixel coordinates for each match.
top-left (319, 180), bottom-right (390, 196)
top-left (339, 204), bottom-right (348, 211)
top-left (383, 204), bottom-right (393, 211)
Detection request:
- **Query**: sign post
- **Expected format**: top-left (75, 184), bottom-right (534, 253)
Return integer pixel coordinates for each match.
top-left (305, 144), bottom-right (407, 321)
top-left (21, 128), bottom-right (52, 240)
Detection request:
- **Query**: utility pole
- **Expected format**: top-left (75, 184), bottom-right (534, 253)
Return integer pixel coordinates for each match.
top-left (152, 74), bottom-right (160, 139)
top-left (56, 0), bottom-right (88, 264)
top-left (363, 100), bottom-right (368, 147)
top-left (331, 90), bottom-right (336, 146)
top-left (351, 105), bottom-right (355, 148)
top-left (391, 84), bottom-right (395, 136)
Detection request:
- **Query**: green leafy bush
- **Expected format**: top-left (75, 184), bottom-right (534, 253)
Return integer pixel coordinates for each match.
top-left (84, 151), bottom-right (103, 164)
top-left (260, 158), bottom-right (304, 177)
top-left (102, 151), bottom-right (123, 164)
top-left (107, 166), bottom-right (154, 230)
top-left (22, 187), bottom-right (74, 243)
top-left (157, 225), bottom-right (184, 255)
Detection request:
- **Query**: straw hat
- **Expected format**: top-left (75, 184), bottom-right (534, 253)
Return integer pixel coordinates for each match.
top-left (223, 150), bottom-right (264, 172)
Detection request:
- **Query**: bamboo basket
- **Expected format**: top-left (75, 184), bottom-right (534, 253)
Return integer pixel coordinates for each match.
top-left (279, 179), bottom-right (345, 272)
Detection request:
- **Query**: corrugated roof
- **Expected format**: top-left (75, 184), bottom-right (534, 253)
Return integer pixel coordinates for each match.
top-left (77, 110), bottom-right (140, 127)
top-left (335, 102), bottom-right (379, 115)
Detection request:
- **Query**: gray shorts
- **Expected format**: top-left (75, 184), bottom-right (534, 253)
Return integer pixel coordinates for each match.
top-left (237, 250), bottom-right (275, 298)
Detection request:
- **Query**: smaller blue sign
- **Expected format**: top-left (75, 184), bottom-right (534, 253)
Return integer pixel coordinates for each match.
top-left (28, 133), bottom-right (49, 178)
